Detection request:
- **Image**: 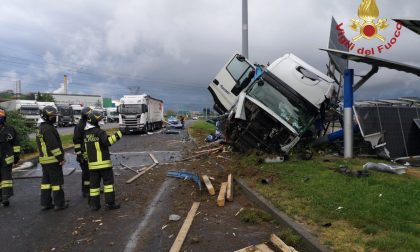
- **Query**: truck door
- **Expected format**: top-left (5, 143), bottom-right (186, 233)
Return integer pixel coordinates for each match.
top-left (208, 54), bottom-right (254, 114)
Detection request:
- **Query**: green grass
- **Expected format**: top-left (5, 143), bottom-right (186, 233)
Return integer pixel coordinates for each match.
top-left (239, 155), bottom-right (420, 252)
top-left (189, 119), bottom-right (216, 136)
top-left (237, 208), bottom-right (273, 224)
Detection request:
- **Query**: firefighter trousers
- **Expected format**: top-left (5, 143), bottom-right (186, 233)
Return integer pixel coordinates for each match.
top-left (0, 160), bottom-right (13, 202)
top-left (89, 168), bottom-right (115, 207)
top-left (80, 161), bottom-right (90, 194)
top-left (41, 163), bottom-right (65, 207)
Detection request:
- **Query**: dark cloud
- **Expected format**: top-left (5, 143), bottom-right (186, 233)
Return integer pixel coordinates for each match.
top-left (0, 0), bottom-right (419, 110)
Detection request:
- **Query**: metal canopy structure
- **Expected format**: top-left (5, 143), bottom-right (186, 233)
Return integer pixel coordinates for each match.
top-left (320, 49), bottom-right (420, 77)
top-left (393, 18), bottom-right (420, 36)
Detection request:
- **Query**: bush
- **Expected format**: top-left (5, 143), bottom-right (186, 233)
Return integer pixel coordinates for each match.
top-left (6, 111), bottom-right (36, 153)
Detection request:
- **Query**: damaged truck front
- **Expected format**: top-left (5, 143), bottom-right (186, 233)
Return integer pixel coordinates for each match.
top-left (208, 53), bottom-right (337, 154)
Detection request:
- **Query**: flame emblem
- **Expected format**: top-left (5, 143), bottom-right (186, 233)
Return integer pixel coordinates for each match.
top-left (350, 0), bottom-right (389, 42)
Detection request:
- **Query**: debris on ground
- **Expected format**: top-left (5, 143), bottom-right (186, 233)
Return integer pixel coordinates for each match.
top-left (261, 176), bottom-right (274, 184)
top-left (166, 170), bottom-right (202, 190)
top-left (217, 182), bottom-right (227, 207)
top-left (331, 165), bottom-right (370, 178)
top-left (264, 156), bottom-right (285, 163)
top-left (234, 233), bottom-right (298, 252)
top-left (126, 152), bottom-right (159, 184)
top-left (363, 162), bottom-right (407, 175)
top-left (227, 174), bottom-right (233, 202)
top-left (202, 175), bottom-right (215, 196)
top-left (169, 214), bottom-right (181, 221)
top-left (169, 202), bottom-right (200, 252)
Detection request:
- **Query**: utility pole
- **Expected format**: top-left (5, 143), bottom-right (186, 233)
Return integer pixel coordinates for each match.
top-left (242, 0), bottom-right (249, 58)
top-left (64, 75), bottom-right (68, 94)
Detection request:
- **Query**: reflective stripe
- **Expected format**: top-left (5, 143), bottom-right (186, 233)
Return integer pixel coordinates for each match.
top-left (90, 188), bottom-right (100, 196)
top-left (108, 135), bottom-right (117, 145)
top-left (13, 146), bottom-right (21, 152)
top-left (116, 130), bottom-right (122, 138)
top-left (1, 180), bottom-right (13, 188)
top-left (39, 156), bottom-right (58, 164)
top-left (74, 144), bottom-right (81, 149)
top-left (95, 142), bottom-right (102, 162)
top-left (88, 160), bottom-right (112, 170)
top-left (104, 184), bottom-right (114, 193)
top-left (83, 181), bottom-right (90, 185)
top-left (40, 139), bottom-right (48, 159)
top-left (51, 148), bottom-right (62, 156)
top-left (75, 151), bottom-right (82, 155)
top-left (41, 184), bottom-right (51, 190)
top-left (51, 185), bottom-right (61, 191)
top-left (5, 156), bottom-right (14, 165)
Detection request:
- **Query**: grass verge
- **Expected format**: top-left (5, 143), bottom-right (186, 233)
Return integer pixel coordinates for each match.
top-left (188, 119), bottom-right (216, 136)
top-left (236, 155), bottom-right (420, 252)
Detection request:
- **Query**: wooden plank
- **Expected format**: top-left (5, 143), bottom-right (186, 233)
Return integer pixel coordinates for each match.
top-left (270, 234), bottom-right (293, 252)
top-left (227, 174), bottom-right (233, 202)
top-left (169, 202), bottom-right (200, 252)
top-left (202, 175), bottom-right (215, 196)
top-left (125, 163), bottom-right (157, 184)
top-left (149, 153), bottom-right (159, 164)
top-left (194, 147), bottom-right (222, 154)
top-left (255, 243), bottom-right (274, 252)
top-left (234, 245), bottom-right (255, 252)
top-left (217, 182), bottom-right (227, 207)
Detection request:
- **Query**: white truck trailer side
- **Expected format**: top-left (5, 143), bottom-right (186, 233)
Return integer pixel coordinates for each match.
top-left (0, 100), bottom-right (40, 124)
top-left (118, 95), bottom-right (164, 134)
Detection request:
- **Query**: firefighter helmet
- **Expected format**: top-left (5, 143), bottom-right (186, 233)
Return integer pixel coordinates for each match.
top-left (0, 108), bottom-right (6, 124)
top-left (81, 107), bottom-right (93, 120)
top-left (41, 106), bottom-right (58, 122)
top-left (87, 110), bottom-right (104, 126)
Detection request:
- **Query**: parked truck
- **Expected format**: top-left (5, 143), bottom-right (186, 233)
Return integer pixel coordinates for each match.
top-left (71, 104), bottom-right (83, 125)
top-left (0, 100), bottom-right (40, 124)
top-left (118, 95), bottom-right (164, 134)
top-left (208, 53), bottom-right (337, 154)
top-left (56, 104), bottom-right (74, 127)
top-left (105, 107), bottom-right (119, 123)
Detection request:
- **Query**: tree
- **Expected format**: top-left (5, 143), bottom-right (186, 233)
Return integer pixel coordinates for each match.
top-left (165, 109), bottom-right (176, 117)
top-left (36, 92), bottom-right (55, 102)
top-left (6, 111), bottom-right (36, 153)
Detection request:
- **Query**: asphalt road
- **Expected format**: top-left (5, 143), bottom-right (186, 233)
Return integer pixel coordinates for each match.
top-left (2, 124), bottom-right (280, 252)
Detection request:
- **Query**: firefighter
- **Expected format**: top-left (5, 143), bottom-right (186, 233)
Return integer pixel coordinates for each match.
top-left (36, 106), bottom-right (68, 211)
top-left (84, 110), bottom-right (122, 210)
top-left (0, 108), bottom-right (20, 207)
top-left (73, 107), bottom-right (92, 197)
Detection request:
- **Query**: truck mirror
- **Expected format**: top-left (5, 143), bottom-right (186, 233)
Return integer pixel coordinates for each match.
top-left (236, 55), bottom-right (245, 62)
top-left (257, 80), bottom-right (265, 86)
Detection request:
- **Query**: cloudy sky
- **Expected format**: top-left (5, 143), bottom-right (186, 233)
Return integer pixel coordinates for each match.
top-left (0, 0), bottom-right (419, 110)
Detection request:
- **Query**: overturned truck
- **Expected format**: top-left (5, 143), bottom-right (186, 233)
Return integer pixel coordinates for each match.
top-left (208, 53), bottom-right (337, 154)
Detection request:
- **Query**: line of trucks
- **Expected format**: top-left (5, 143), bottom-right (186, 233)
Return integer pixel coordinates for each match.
top-left (0, 94), bottom-right (164, 134)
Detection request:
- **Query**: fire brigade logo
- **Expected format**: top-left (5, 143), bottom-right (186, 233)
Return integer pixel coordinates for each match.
top-left (350, 0), bottom-right (389, 42)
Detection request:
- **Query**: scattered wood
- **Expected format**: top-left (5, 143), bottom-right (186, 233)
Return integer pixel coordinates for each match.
top-left (179, 149), bottom-right (220, 162)
top-left (169, 202), bottom-right (200, 252)
top-left (234, 245), bottom-right (255, 252)
top-left (194, 147), bottom-right (222, 154)
top-left (120, 163), bottom-right (139, 173)
top-left (216, 155), bottom-right (233, 161)
top-left (217, 182), bottom-right (228, 207)
top-left (255, 243), bottom-right (274, 252)
top-left (235, 207), bottom-right (244, 216)
top-left (270, 234), bottom-right (295, 252)
top-left (149, 153), bottom-right (159, 164)
top-left (202, 175), bottom-right (215, 196)
top-left (227, 174), bottom-right (233, 202)
top-left (126, 163), bottom-right (158, 184)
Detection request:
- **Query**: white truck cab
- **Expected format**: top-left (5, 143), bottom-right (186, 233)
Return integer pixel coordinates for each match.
top-left (208, 53), bottom-right (337, 154)
top-left (70, 104), bottom-right (83, 124)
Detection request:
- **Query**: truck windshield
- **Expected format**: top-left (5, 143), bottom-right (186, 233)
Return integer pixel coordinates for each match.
top-left (59, 108), bottom-right (73, 116)
top-left (20, 107), bottom-right (39, 115)
top-left (247, 78), bottom-right (316, 134)
top-left (73, 110), bottom-right (81, 116)
top-left (120, 104), bottom-right (143, 114)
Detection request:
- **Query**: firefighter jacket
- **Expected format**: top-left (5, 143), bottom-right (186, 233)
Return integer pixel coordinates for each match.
top-left (84, 126), bottom-right (122, 170)
top-left (0, 124), bottom-right (20, 166)
top-left (73, 120), bottom-right (87, 158)
top-left (36, 122), bottom-right (64, 165)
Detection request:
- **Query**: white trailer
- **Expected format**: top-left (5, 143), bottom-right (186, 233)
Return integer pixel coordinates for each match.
top-left (118, 94), bottom-right (164, 134)
top-left (0, 100), bottom-right (40, 124)
top-left (70, 104), bottom-right (83, 124)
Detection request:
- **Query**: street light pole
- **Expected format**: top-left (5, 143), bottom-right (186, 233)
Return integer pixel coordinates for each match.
top-left (242, 0), bottom-right (249, 58)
